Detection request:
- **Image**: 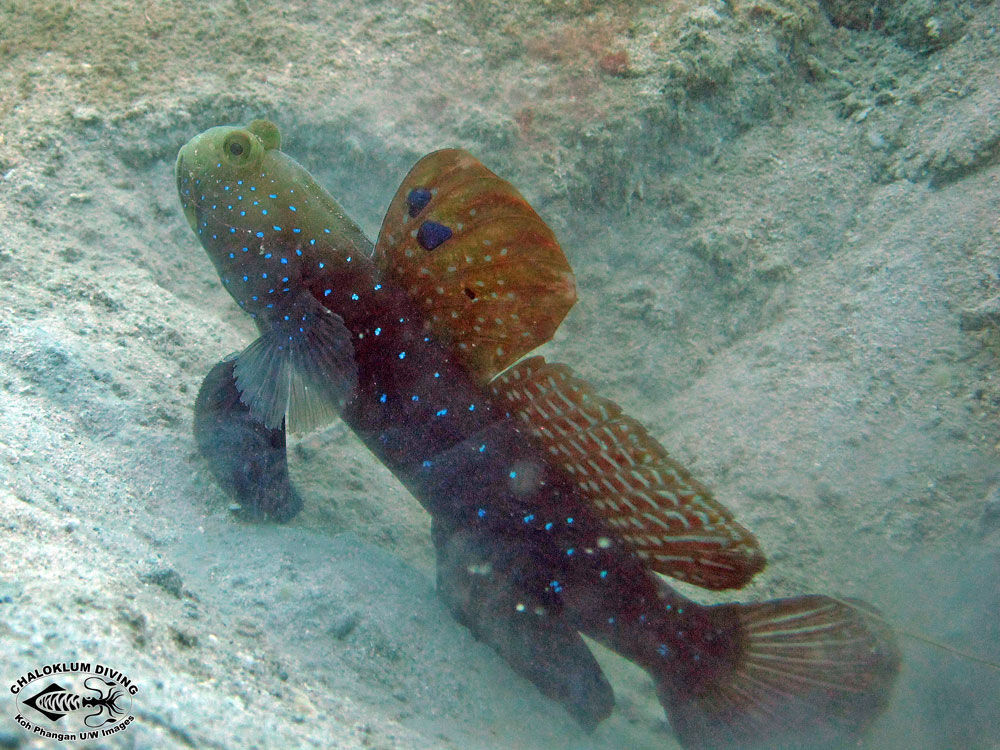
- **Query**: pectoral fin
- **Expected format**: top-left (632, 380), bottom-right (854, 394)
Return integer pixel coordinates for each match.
top-left (234, 291), bottom-right (358, 433)
top-left (432, 520), bottom-right (614, 730)
top-left (194, 356), bottom-right (303, 522)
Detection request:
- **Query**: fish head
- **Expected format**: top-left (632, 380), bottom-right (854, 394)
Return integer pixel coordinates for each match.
top-left (175, 119), bottom-right (281, 235)
top-left (175, 119), bottom-right (373, 315)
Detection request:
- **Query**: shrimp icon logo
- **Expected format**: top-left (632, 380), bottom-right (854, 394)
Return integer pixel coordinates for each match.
top-left (11, 662), bottom-right (137, 741)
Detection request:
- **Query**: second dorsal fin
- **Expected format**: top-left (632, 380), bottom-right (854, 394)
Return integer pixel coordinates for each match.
top-left (374, 149), bottom-right (576, 384)
top-left (490, 356), bottom-right (766, 590)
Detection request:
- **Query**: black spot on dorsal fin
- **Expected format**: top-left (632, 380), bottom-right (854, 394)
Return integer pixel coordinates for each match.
top-left (406, 187), bottom-right (432, 217)
top-left (417, 220), bottom-right (452, 251)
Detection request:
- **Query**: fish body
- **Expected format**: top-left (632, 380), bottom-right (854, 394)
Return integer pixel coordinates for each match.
top-left (177, 120), bottom-right (899, 748)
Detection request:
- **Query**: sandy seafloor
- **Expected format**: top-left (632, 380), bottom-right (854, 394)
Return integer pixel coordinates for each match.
top-left (1, 1), bottom-right (999, 748)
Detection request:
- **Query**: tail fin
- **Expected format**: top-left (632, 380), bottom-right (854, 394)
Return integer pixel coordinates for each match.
top-left (657, 595), bottom-right (900, 749)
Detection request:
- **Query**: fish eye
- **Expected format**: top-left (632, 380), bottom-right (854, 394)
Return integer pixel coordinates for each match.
top-left (222, 131), bottom-right (254, 166)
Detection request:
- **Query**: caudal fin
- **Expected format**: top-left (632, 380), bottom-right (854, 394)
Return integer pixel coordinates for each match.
top-left (657, 595), bottom-right (900, 749)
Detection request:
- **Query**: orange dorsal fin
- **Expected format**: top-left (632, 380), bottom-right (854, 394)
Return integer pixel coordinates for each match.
top-left (490, 356), bottom-right (766, 590)
top-left (374, 149), bottom-right (576, 384)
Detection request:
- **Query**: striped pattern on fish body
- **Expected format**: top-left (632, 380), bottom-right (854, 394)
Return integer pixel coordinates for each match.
top-left (177, 120), bottom-right (900, 749)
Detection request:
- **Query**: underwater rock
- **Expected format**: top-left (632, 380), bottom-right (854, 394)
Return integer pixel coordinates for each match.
top-left (960, 297), bottom-right (1000, 332)
top-left (886, 0), bottom-right (973, 51)
top-left (818, 0), bottom-right (900, 30)
top-left (140, 567), bottom-right (184, 598)
top-left (981, 486), bottom-right (1000, 532)
top-left (819, 0), bottom-right (972, 50)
